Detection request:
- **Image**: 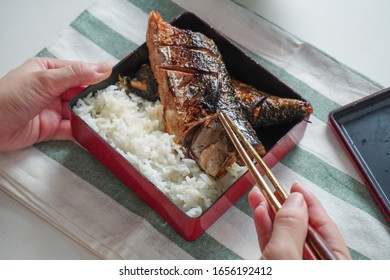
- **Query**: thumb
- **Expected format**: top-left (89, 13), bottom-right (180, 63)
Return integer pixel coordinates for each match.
top-left (38, 61), bottom-right (112, 97)
top-left (262, 192), bottom-right (309, 260)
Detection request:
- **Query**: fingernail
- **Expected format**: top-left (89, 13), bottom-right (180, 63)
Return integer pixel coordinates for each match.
top-left (259, 201), bottom-right (267, 209)
top-left (95, 61), bottom-right (112, 73)
top-left (293, 180), bottom-right (300, 186)
top-left (284, 192), bottom-right (304, 207)
top-left (255, 201), bottom-right (267, 212)
top-left (251, 186), bottom-right (261, 193)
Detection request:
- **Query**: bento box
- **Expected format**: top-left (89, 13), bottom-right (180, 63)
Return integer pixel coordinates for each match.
top-left (69, 12), bottom-right (311, 240)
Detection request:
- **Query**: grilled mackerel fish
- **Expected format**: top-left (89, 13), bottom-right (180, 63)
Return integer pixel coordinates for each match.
top-left (120, 66), bottom-right (313, 127)
top-left (146, 11), bottom-right (265, 178)
top-left (232, 80), bottom-right (313, 127)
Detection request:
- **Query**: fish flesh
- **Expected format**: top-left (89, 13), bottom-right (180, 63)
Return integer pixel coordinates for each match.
top-left (146, 11), bottom-right (265, 178)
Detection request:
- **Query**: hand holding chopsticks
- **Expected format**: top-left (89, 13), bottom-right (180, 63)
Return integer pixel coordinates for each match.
top-left (219, 112), bottom-right (347, 260)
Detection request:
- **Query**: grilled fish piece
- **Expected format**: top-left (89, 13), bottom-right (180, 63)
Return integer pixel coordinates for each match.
top-left (146, 11), bottom-right (265, 178)
top-left (120, 65), bottom-right (312, 128)
top-left (233, 80), bottom-right (313, 127)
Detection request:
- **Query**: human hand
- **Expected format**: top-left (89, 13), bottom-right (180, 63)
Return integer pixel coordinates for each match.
top-left (248, 181), bottom-right (351, 260)
top-left (0, 57), bottom-right (112, 152)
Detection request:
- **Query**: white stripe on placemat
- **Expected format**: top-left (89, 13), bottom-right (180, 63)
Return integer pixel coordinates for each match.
top-left (299, 115), bottom-right (362, 182)
top-left (47, 26), bottom-right (118, 64)
top-left (206, 204), bottom-right (261, 259)
top-left (88, 0), bottom-right (149, 46)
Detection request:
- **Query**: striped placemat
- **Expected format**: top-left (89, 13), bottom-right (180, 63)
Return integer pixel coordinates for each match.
top-left (0, 0), bottom-right (389, 260)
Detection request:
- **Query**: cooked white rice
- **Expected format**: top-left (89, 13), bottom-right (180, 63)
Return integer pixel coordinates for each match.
top-left (73, 85), bottom-right (247, 217)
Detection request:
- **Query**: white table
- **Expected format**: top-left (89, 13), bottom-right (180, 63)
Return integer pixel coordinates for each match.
top-left (1, 0), bottom-right (389, 259)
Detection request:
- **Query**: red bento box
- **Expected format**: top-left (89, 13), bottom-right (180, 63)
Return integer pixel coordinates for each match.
top-left (69, 12), bottom-right (311, 240)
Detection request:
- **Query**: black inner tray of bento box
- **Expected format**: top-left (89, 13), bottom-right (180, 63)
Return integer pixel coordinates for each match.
top-left (330, 88), bottom-right (390, 220)
top-left (69, 12), bottom-right (307, 152)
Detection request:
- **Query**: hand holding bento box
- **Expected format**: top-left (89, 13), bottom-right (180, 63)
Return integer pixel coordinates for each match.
top-left (0, 57), bottom-right (111, 152)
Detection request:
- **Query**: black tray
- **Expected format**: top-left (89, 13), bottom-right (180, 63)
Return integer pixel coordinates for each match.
top-left (329, 88), bottom-right (390, 223)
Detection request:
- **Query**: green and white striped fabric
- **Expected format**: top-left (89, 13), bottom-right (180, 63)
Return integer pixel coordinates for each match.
top-left (0, 0), bottom-right (389, 259)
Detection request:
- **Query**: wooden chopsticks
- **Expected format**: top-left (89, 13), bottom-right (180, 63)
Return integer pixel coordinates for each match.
top-left (218, 112), bottom-right (338, 260)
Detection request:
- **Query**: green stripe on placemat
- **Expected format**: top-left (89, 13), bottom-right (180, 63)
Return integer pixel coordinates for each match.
top-left (70, 10), bottom-right (138, 60)
top-left (234, 190), bottom-right (253, 217)
top-left (36, 48), bottom-right (56, 58)
top-left (349, 248), bottom-right (370, 260)
top-left (34, 141), bottom-right (242, 260)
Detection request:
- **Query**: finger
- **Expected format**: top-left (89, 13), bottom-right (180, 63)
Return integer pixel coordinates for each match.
top-left (39, 57), bottom-right (99, 70)
top-left (62, 86), bottom-right (86, 101)
top-left (253, 202), bottom-right (273, 252)
top-left (291, 182), bottom-right (351, 259)
top-left (262, 192), bottom-right (309, 260)
top-left (62, 102), bottom-right (70, 119)
top-left (51, 61), bottom-right (112, 92)
top-left (37, 61), bottom-right (112, 98)
top-left (61, 86), bottom-right (84, 120)
top-left (248, 186), bottom-right (275, 218)
top-left (21, 57), bottom-right (92, 73)
top-left (34, 109), bottom-right (73, 142)
top-left (248, 186), bottom-right (266, 210)
top-left (248, 187), bottom-right (274, 252)
top-left (52, 120), bottom-right (74, 141)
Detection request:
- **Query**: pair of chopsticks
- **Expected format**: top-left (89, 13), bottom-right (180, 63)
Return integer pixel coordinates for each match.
top-left (218, 112), bottom-right (338, 260)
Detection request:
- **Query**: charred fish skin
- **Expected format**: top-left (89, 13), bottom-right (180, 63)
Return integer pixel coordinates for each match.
top-left (146, 11), bottom-right (266, 178)
top-left (118, 64), bottom-right (159, 102)
top-left (149, 15), bottom-right (219, 55)
top-left (135, 64), bottom-right (159, 101)
top-left (233, 80), bottom-right (313, 127)
top-left (146, 11), bottom-right (221, 141)
top-left (147, 11), bottom-right (265, 146)
top-left (217, 71), bottom-right (266, 156)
